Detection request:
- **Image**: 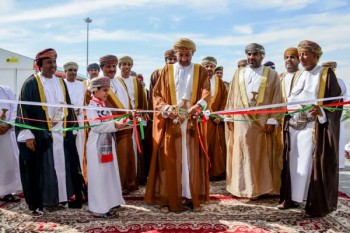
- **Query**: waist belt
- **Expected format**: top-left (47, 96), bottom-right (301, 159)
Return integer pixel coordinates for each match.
top-left (289, 112), bottom-right (315, 130)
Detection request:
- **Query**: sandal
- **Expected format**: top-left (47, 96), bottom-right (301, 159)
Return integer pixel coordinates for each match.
top-left (277, 201), bottom-right (299, 210)
top-left (122, 189), bottom-right (130, 195)
top-left (192, 206), bottom-right (203, 212)
top-left (107, 211), bottom-right (119, 218)
top-left (92, 213), bottom-right (108, 218)
top-left (183, 199), bottom-right (193, 211)
top-left (0, 194), bottom-right (20, 202)
top-left (32, 208), bottom-right (44, 217)
top-left (160, 206), bottom-right (170, 214)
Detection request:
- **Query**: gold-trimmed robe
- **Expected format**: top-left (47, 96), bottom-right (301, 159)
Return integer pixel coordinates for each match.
top-left (145, 63), bottom-right (210, 212)
top-left (225, 67), bottom-right (282, 198)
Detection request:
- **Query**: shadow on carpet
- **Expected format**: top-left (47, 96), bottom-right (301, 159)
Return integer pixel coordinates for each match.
top-left (0, 181), bottom-right (349, 233)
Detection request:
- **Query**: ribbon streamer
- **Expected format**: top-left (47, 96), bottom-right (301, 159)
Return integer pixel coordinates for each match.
top-left (196, 112), bottom-right (211, 167)
top-left (132, 111), bottom-right (142, 153)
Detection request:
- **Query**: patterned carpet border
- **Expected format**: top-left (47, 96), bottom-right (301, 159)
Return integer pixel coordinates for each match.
top-left (1, 181), bottom-right (349, 233)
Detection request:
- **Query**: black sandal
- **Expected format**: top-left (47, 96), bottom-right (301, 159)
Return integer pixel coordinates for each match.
top-left (0, 194), bottom-right (20, 202)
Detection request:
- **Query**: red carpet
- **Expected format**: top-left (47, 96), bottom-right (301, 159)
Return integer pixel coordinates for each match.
top-left (0, 181), bottom-right (349, 232)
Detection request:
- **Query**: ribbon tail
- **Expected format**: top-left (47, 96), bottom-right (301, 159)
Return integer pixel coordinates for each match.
top-left (132, 113), bottom-right (142, 153)
top-left (139, 117), bottom-right (145, 140)
top-left (196, 118), bottom-right (211, 167)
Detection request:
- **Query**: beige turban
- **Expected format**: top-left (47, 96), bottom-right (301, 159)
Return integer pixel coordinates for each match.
top-left (164, 49), bottom-right (176, 58)
top-left (201, 56), bottom-right (217, 66)
top-left (173, 38), bottom-right (196, 52)
top-left (237, 59), bottom-right (247, 68)
top-left (63, 62), bottom-right (79, 71)
top-left (297, 40), bottom-right (323, 57)
top-left (88, 76), bottom-right (110, 92)
top-left (99, 54), bottom-right (118, 66)
top-left (284, 47), bottom-right (299, 59)
top-left (322, 61), bottom-right (337, 69)
top-left (118, 56), bottom-right (133, 67)
top-left (215, 66), bottom-right (223, 72)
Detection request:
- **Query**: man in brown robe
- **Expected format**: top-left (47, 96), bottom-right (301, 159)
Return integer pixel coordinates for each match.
top-left (279, 40), bottom-right (342, 217)
top-left (145, 49), bottom-right (177, 180)
top-left (100, 55), bottom-right (138, 195)
top-left (149, 49), bottom-right (177, 108)
top-left (201, 56), bottom-right (227, 180)
top-left (226, 43), bottom-right (282, 199)
top-left (117, 55), bottom-right (148, 185)
top-left (145, 38), bottom-right (210, 213)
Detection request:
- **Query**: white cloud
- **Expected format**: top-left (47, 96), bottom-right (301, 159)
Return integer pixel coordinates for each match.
top-left (233, 25), bottom-right (253, 35)
top-left (148, 17), bottom-right (161, 29)
top-left (0, 0), bottom-right (14, 13)
top-left (0, 0), bottom-right (232, 25)
top-left (234, 0), bottom-right (318, 10)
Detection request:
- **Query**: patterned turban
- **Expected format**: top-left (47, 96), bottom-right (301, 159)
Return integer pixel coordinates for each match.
top-left (63, 62), bottom-right (79, 71)
top-left (87, 63), bottom-right (100, 71)
top-left (118, 56), bottom-right (133, 67)
top-left (297, 40), bottom-right (323, 57)
top-left (88, 76), bottom-right (110, 92)
top-left (164, 49), bottom-right (176, 58)
top-left (284, 47), bottom-right (299, 59)
top-left (245, 43), bottom-right (265, 55)
top-left (35, 48), bottom-right (57, 67)
top-left (130, 70), bottom-right (137, 76)
top-left (173, 38), bottom-right (196, 52)
top-left (215, 66), bottom-right (223, 72)
top-left (136, 74), bottom-right (144, 81)
top-left (263, 61), bottom-right (275, 69)
top-left (201, 56), bottom-right (217, 66)
top-left (322, 61), bottom-right (337, 69)
top-left (237, 59), bottom-right (247, 68)
top-left (99, 54), bottom-right (118, 66)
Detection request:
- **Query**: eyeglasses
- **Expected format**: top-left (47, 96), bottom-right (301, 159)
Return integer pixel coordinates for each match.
top-left (68, 69), bottom-right (77, 72)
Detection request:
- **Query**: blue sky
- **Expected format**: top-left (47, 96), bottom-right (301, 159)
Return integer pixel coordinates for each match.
top-left (1, 0), bottom-right (349, 92)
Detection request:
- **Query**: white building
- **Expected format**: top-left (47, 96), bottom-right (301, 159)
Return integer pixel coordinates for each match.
top-left (0, 48), bottom-right (35, 95)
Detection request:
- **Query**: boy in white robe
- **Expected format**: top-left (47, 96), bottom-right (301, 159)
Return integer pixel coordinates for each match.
top-left (86, 76), bottom-right (130, 218)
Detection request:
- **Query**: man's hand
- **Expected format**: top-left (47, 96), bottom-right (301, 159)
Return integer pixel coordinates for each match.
top-left (0, 124), bottom-right (11, 135)
top-left (345, 151), bottom-right (350, 160)
top-left (264, 124), bottom-right (275, 134)
top-left (168, 105), bottom-right (177, 120)
top-left (227, 122), bottom-right (234, 131)
top-left (309, 105), bottom-right (322, 117)
top-left (187, 104), bottom-right (202, 116)
top-left (213, 118), bottom-right (221, 124)
top-left (115, 118), bottom-right (134, 130)
top-left (26, 139), bottom-right (36, 152)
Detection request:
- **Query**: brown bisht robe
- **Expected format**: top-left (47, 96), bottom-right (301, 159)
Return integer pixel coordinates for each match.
top-left (144, 63), bottom-right (210, 212)
top-left (144, 69), bottom-right (162, 180)
top-left (207, 75), bottom-right (228, 179)
top-left (226, 66), bottom-right (282, 198)
top-left (118, 76), bottom-right (149, 185)
top-left (279, 67), bottom-right (342, 217)
top-left (81, 80), bottom-right (92, 183)
top-left (105, 82), bottom-right (138, 192)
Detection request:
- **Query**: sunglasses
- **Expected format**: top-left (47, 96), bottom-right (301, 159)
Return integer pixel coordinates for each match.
top-left (68, 69), bottom-right (77, 72)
